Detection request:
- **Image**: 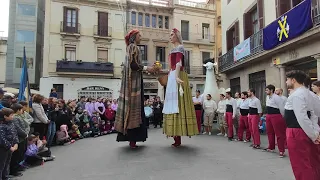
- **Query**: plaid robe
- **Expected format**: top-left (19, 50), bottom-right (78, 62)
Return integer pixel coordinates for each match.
top-left (115, 44), bottom-right (144, 134)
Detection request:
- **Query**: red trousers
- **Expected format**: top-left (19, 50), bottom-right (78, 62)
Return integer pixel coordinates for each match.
top-left (287, 128), bottom-right (320, 180)
top-left (238, 115), bottom-right (251, 141)
top-left (266, 114), bottom-right (286, 152)
top-left (225, 112), bottom-right (233, 138)
top-left (195, 110), bottom-right (202, 132)
top-left (248, 114), bottom-right (260, 146)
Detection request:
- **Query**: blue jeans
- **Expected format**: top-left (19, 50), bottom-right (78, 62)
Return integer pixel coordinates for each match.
top-left (47, 121), bottom-right (56, 147)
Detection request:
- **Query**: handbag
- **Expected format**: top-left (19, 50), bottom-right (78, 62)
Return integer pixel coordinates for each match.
top-left (158, 75), bottom-right (168, 86)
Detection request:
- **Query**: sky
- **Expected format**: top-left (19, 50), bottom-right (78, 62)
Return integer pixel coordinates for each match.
top-left (0, 0), bottom-right (9, 37)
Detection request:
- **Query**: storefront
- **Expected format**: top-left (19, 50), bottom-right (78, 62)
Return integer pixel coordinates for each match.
top-left (143, 81), bottom-right (159, 100)
top-left (286, 58), bottom-right (317, 87)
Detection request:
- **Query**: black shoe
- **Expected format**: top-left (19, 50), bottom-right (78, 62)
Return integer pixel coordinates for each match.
top-left (10, 172), bottom-right (23, 177)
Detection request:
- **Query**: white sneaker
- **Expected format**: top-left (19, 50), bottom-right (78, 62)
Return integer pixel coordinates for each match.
top-left (209, 132), bottom-right (211, 135)
top-left (202, 132), bottom-right (207, 135)
top-left (224, 134), bottom-right (227, 137)
top-left (217, 133), bottom-right (223, 136)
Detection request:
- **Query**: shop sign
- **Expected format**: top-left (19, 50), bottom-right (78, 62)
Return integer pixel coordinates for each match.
top-left (143, 82), bottom-right (158, 89)
top-left (80, 86), bottom-right (110, 91)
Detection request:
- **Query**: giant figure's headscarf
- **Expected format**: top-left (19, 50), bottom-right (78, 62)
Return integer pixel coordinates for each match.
top-left (125, 29), bottom-right (140, 46)
top-left (172, 28), bottom-right (183, 45)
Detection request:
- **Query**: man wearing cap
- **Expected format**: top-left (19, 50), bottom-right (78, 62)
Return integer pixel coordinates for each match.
top-left (114, 29), bottom-right (158, 149)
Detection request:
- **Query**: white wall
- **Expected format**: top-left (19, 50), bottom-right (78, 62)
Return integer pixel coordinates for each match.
top-left (40, 77), bottom-right (121, 100)
top-left (221, 0), bottom-right (277, 54)
top-left (0, 40), bottom-right (7, 84)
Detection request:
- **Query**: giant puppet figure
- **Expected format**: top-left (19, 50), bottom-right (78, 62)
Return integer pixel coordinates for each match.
top-left (202, 61), bottom-right (220, 103)
top-left (114, 29), bottom-right (158, 149)
top-left (162, 28), bottom-right (199, 147)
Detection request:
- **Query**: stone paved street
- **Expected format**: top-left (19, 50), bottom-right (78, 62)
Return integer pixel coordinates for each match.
top-left (19, 128), bottom-right (294, 180)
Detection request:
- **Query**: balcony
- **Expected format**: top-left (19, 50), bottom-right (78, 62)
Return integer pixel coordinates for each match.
top-left (218, 8), bottom-right (320, 73)
top-left (127, 25), bottom-right (171, 41)
top-left (93, 25), bottom-right (112, 40)
top-left (56, 60), bottom-right (114, 76)
top-left (60, 21), bottom-right (81, 38)
top-left (181, 32), bottom-right (215, 44)
top-left (174, 0), bottom-right (215, 10)
top-left (127, 0), bottom-right (173, 8)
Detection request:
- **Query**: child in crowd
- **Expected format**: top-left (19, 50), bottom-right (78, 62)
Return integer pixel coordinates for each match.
top-left (69, 124), bottom-right (83, 140)
top-left (82, 123), bottom-right (92, 138)
top-left (75, 108), bottom-right (89, 133)
top-left (56, 125), bottom-right (75, 145)
top-left (24, 135), bottom-right (55, 167)
top-left (105, 105), bottom-right (115, 133)
top-left (33, 132), bottom-right (53, 157)
top-left (0, 108), bottom-right (19, 180)
top-left (91, 112), bottom-right (101, 137)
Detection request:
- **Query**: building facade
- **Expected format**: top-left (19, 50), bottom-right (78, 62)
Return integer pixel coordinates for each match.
top-left (173, 0), bottom-right (216, 95)
top-left (219, 0), bottom-right (320, 102)
top-left (0, 37), bottom-right (7, 87)
top-left (41, 0), bottom-right (127, 100)
top-left (6, 0), bottom-right (45, 88)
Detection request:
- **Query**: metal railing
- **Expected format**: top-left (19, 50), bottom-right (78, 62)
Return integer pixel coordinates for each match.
top-left (128, 0), bottom-right (173, 7)
top-left (60, 21), bottom-right (81, 34)
top-left (93, 25), bottom-right (112, 37)
top-left (174, 0), bottom-right (215, 10)
top-left (218, 6), bottom-right (320, 72)
top-left (181, 31), bottom-right (215, 43)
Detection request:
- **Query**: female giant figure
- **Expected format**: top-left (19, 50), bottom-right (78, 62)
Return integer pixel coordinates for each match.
top-left (162, 28), bottom-right (199, 147)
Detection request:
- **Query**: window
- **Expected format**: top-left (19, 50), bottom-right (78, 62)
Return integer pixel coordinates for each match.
top-left (97, 49), bottom-right (108, 63)
top-left (18, 4), bottom-right (36, 16)
top-left (138, 45), bottom-right (147, 61)
top-left (249, 70), bottom-right (266, 107)
top-left (98, 12), bottom-right (109, 36)
top-left (158, 16), bottom-right (163, 28)
top-left (226, 21), bottom-right (239, 51)
top-left (202, 52), bottom-right (211, 75)
top-left (181, 21), bottom-right (189, 40)
top-left (156, 47), bottom-right (166, 68)
top-left (165, 16), bottom-right (169, 29)
top-left (63, 7), bottom-right (78, 33)
top-left (312, 0), bottom-right (320, 20)
top-left (251, 9), bottom-right (259, 34)
top-left (152, 15), bottom-right (156, 28)
top-left (185, 50), bottom-right (191, 74)
top-left (65, 47), bottom-right (76, 61)
top-left (16, 30), bottom-right (34, 42)
top-left (138, 13), bottom-right (143, 26)
top-left (145, 14), bottom-right (150, 27)
top-left (230, 77), bottom-right (241, 96)
top-left (131, 12), bottom-right (136, 25)
top-left (202, 23), bottom-right (210, 39)
top-left (15, 57), bottom-right (34, 69)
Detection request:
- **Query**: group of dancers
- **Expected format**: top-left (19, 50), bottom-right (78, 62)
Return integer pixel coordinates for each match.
top-left (113, 27), bottom-right (320, 180)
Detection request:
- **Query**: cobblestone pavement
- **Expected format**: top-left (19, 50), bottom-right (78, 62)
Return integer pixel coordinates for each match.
top-left (19, 128), bottom-right (294, 180)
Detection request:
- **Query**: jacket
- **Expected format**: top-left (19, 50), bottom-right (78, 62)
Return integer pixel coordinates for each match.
top-left (32, 103), bottom-right (49, 124)
top-left (14, 112), bottom-right (33, 135)
top-left (12, 116), bottom-right (28, 142)
top-left (0, 120), bottom-right (19, 150)
top-left (25, 144), bottom-right (38, 156)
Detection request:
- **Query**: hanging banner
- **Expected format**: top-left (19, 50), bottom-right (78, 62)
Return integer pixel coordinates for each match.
top-left (263, 0), bottom-right (313, 50)
top-left (233, 38), bottom-right (251, 62)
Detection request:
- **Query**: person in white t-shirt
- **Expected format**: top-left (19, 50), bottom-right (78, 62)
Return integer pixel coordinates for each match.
top-left (203, 94), bottom-right (217, 135)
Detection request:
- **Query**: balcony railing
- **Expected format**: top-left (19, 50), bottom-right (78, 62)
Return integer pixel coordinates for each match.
top-left (181, 32), bottom-right (215, 43)
top-left (56, 60), bottom-right (113, 74)
top-left (128, 0), bottom-right (173, 7)
top-left (174, 0), bottom-right (215, 10)
top-left (60, 21), bottom-right (81, 34)
top-left (218, 7), bottom-right (320, 72)
top-left (94, 25), bottom-right (112, 37)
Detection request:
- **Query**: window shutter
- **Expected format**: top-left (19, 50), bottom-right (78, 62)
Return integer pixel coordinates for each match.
top-left (76, 8), bottom-right (79, 33)
top-left (235, 21), bottom-right (239, 45)
top-left (257, 0), bottom-right (264, 29)
top-left (63, 7), bottom-right (67, 32)
top-left (243, 12), bottom-right (252, 39)
top-left (226, 30), bottom-right (231, 51)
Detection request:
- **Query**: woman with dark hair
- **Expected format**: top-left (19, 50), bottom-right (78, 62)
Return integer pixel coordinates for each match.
top-left (32, 95), bottom-right (49, 139)
top-left (46, 98), bottom-right (58, 147)
top-left (311, 81), bottom-right (320, 98)
top-left (55, 100), bottom-right (73, 131)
